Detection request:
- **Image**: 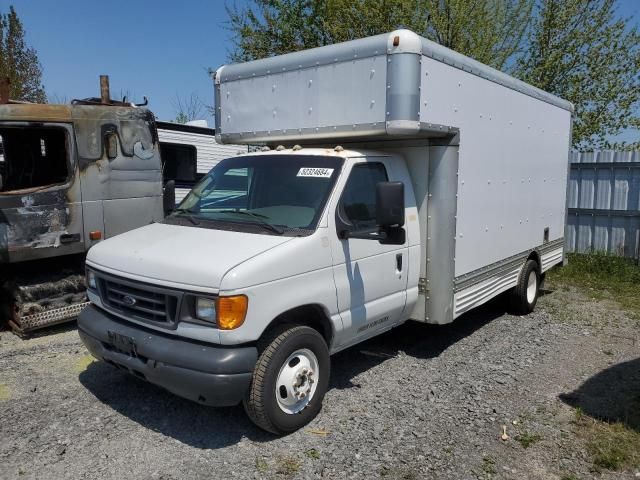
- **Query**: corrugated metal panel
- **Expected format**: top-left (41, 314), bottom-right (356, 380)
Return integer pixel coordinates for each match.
top-left (566, 150), bottom-right (640, 259)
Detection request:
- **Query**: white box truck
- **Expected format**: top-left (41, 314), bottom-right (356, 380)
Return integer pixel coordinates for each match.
top-left (78, 30), bottom-right (572, 434)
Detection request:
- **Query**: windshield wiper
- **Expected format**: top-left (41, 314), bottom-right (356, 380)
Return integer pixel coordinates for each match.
top-left (218, 210), bottom-right (285, 234)
top-left (172, 208), bottom-right (201, 225)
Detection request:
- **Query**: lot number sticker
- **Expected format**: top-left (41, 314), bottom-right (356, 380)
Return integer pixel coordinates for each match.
top-left (297, 167), bottom-right (334, 178)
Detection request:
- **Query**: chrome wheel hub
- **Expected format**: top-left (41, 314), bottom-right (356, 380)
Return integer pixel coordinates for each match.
top-left (275, 348), bottom-right (319, 414)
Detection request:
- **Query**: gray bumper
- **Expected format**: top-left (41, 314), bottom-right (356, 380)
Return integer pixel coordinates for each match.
top-left (78, 304), bottom-right (257, 407)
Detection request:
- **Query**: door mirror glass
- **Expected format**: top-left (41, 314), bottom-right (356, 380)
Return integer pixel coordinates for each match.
top-left (376, 181), bottom-right (405, 228)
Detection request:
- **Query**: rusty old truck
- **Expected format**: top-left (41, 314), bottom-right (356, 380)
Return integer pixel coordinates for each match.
top-left (0, 77), bottom-right (171, 334)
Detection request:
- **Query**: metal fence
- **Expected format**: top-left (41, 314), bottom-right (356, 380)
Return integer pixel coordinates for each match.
top-left (566, 150), bottom-right (640, 259)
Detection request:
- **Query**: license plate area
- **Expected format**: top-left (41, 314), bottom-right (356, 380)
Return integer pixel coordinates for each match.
top-left (107, 330), bottom-right (138, 356)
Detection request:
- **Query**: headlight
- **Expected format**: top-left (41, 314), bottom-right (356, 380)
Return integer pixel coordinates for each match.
top-left (86, 270), bottom-right (97, 290)
top-left (195, 297), bottom-right (217, 323)
top-left (194, 295), bottom-right (248, 329)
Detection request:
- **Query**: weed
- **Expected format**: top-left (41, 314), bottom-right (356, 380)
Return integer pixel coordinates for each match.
top-left (255, 457), bottom-right (268, 473)
top-left (515, 432), bottom-right (542, 448)
top-left (548, 253), bottom-right (640, 317)
top-left (576, 418), bottom-right (640, 472)
top-left (574, 407), bottom-right (584, 423)
top-left (481, 456), bottom-right (497, 475)
top-left (275, 455), bottom-right (300, 476)
top-left (0, 383), bottom-right (10, 401)
top-left (304, 448), bottom-right (320, 460)
top-left (602, 349), bottom-right (614, 356)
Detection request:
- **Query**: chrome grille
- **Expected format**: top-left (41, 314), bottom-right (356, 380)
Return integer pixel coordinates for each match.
top-left (100, 277), bottom-right (179, 325)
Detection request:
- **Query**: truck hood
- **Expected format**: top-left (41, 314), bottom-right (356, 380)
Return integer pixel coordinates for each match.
top-left (86, 222), bottom-right (294, 292)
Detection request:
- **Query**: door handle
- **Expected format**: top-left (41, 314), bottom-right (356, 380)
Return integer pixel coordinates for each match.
top-left (396, 253), bottom-right (403, 272)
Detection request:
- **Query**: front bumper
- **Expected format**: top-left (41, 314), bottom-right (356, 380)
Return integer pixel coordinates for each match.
top-left (78, 304), bottom-right (257, 407)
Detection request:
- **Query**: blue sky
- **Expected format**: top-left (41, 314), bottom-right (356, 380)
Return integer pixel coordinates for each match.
top-left (2, 0), bottom-right (639, 141)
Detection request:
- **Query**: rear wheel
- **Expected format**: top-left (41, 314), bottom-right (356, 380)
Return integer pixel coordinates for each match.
top-left (510, 259), bottom-right (540, 314)
top-left (243, 325), bottom-right (330, 435)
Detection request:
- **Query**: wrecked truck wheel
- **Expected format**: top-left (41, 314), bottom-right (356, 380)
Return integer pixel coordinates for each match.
top-left (510, 259), bottom-right (540, 315)
top-left (243, 325), bottom-right (330, 435)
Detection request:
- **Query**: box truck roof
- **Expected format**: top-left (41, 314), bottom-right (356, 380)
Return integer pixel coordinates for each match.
top-left (214, 30), bottom-right (572, 145)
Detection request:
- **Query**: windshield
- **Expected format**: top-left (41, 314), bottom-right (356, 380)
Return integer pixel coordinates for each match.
top-left (170, 154), bottom-right (343, 235)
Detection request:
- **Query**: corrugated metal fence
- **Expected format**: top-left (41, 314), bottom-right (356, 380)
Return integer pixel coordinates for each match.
top-left (566, 150), bottom-right (640, 259)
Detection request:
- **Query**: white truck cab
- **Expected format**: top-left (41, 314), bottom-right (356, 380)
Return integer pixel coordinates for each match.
top-left (79, 30), bottom-right (572, 434)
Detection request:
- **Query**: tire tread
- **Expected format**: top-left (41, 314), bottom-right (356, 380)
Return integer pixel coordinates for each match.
top-left (244, 325), bottom-right (321, 434)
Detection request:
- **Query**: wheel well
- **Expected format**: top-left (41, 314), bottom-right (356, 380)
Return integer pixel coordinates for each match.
top-left (260, 305), bottom-right (333, 347)
top-left (527, 251), bottom-right (542, 274)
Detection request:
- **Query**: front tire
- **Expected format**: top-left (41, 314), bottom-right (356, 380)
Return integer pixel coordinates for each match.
top-left (510, 259), bottom-right (540, 314)
top-left (243, 325), bottom-right (330, 435)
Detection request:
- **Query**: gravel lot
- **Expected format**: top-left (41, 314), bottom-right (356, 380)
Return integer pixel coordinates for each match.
top-left (1, 283), bottom-right (639, 479)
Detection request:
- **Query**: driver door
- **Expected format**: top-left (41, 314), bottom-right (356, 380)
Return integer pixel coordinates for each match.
top-left (330, 159), bottom-right (409, 348)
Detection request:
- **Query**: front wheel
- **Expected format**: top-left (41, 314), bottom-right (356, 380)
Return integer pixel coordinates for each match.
top-left (243, 325), bottom-right (330, 435)
top-left (510, 259), bottom-right (540, 315)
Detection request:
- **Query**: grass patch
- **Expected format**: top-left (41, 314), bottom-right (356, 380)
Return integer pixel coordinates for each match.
top-left (304, 448), bottom-right (320, 460)
top-left (573, 407), bottom-right (584, 423)
top-left (255, 457), bottom-right (268, 473)
top-left (275, 455), bottom-right (300, 476)
top-left (575, 417), bottom-right (640, 472)
top-left (481, 456), bottom-right (497, 475)
top-left (515, 431), bottom-right (542, 448)
top-left (547, 252), bottom-right (640, 317)
top-left (0, 383), bottom-right (10, 401)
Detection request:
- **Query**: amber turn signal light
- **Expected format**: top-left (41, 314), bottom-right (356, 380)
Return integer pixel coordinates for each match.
top-left (89, 230), bottom-right (102, 240)
top-left (217, 295), bottom-right (248, 330)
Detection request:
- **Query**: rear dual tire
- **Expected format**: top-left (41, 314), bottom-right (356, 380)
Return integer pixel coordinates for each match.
top-left (243, 325), bottom-right (330, 435)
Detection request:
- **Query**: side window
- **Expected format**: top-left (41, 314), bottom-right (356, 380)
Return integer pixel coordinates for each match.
top-left (160, 142), bottom-right (197, 184)
top-left (341, 163), bottom-right (388, 230)
top-left (0, 127), bottom-right (69, 192)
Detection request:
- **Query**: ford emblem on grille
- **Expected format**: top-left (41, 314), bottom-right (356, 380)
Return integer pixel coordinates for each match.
top-left (122, 295), bottom-right (137, 306)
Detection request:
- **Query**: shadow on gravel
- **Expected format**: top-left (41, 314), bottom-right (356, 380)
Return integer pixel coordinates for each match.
top-left (330, 295), bottom-right (509, 390)
top-left (78, 295), bottom-right (509, 449)
top-left (79, 361), bottom-right (272, 448)
top-left (560, 357), bottom-right (640, 432)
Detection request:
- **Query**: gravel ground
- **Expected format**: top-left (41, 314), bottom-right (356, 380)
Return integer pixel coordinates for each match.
top-left (1, 284), bottom-right (639, 480)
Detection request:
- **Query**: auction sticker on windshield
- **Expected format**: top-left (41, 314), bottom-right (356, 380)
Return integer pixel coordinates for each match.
top-left (297, 167), bottom-right (334, 178)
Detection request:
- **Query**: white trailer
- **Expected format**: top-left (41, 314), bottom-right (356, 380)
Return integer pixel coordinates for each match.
top-left (79, 30), bottom-right (572, 434)
top-left (156, 120), bottom-right (248, 203)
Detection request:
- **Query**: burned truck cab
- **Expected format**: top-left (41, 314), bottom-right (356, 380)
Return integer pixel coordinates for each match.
top-left (0, 100), bottom-right (164, 334)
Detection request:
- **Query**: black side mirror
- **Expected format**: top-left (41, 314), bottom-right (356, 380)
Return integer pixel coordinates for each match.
top-left (376, 181), bottom-right (405, 228)
top-left (163, 180), bottom-right (176, 215)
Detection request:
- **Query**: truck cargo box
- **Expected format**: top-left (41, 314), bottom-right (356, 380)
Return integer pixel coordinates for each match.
top-left (215, 29), bottom-right (572, 323)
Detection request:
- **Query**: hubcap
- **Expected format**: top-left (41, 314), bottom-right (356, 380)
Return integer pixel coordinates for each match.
top-left (526, 270), bottom-right (537, 304)
top-left (275, 348), bottom-right (319, 414)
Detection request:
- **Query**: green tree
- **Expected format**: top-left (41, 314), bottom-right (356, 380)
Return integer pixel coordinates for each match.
top-left (225, 0), bottom-right (640, 150)
top-left (515, 0), bottom-right (640, 150)
top-left (0, 5), bottom-right (46, 103)
top-left (226, 0), bottom-right (532, 69)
